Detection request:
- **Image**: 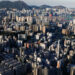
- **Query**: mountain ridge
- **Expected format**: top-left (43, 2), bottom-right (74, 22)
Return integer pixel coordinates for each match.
top-left (0, 1), bottom-right (66, 10)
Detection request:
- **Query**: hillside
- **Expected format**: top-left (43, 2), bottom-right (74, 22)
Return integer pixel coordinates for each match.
top-left (0, 1), bottom-right (31, 10)
top-left (0, 1), bottom-right (66, 10)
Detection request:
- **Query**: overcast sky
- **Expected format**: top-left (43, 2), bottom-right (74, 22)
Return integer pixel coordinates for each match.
top-left (0, 0), bottom-right (75, 8)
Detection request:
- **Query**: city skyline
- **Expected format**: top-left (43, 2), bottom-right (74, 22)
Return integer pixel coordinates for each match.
top-left (0, 0), bottom-right (75, 8)
top-left (0, 0), bottom-right (75, 75)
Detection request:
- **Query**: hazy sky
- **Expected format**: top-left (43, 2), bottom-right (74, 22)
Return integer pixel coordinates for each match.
top-left (1, 0), bottom-right (75, 8)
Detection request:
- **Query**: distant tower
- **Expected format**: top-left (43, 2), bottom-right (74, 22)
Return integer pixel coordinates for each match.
top-left (57, 40), bottom-right (60, 59)
top-left (33, 51), bottom-right (38, 75)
